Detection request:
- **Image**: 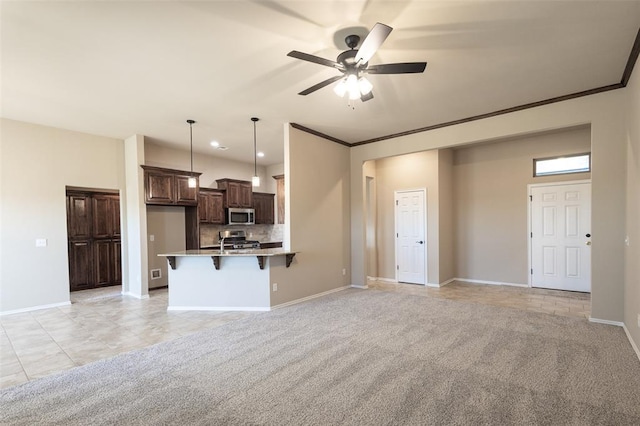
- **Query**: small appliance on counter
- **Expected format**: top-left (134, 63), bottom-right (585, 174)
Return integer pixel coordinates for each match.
top-left (218, 230), bottom-right (261, 249)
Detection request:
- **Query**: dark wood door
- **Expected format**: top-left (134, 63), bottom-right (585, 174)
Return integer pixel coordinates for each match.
top-left (198, 193), bottom-right (210, 223)
top-left (69, 240), bottom-right (92, 291)
top-left (67, 190), bottom-right (121, 291)
top-left (175, 175), bottom-right (198, 205)
top-left (94, 240), bottom-right (112, 286)
top-left (146, 171), bottom-right (174, 204)
top-left (92, 195), bottom-right (112, 238)
top-left (210, 191), bottom-right (224, 223)
top-left (113, 240), bottom-right (122, 284)
top-left (111, 196), bottom-right (121, 238)
top-left (67, 194), bottom-right (92, 238)
top-left (239, 182), bottom-right (253, 208)
top-left (227, 181), bottom-right (241, 207)
top-left (253, 192), bottom-right (274, 224)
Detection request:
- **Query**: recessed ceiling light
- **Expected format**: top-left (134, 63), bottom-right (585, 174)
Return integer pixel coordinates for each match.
top-left (217, 146), bottom-right (228, 151)
top-left (257, 152), bottom-right (265, 157)
top-left (210, 141), bottom-right (219, 147)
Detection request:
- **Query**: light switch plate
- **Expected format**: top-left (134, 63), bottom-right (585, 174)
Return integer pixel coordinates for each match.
top-left (35, 238), bottom-right (47, 247)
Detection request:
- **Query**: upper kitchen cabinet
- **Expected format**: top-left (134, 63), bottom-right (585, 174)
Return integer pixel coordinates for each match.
top-left (216, 179), bottom-right (253, 208)
top-left (253, 192), bottom-right (275, 225)
top-left (198, 188), bottom-right (225, 224)
top-left (142, 165), bottom-right (201, 206)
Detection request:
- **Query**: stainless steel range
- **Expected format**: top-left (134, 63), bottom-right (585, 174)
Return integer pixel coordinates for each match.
top-left (219, 230), bottom-right (260, 249)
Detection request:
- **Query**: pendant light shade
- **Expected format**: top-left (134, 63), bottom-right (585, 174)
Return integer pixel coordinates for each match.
top-left (251, 117), bottom-right (260, 187)
top-left (187, 119), bottom-right (197, 188)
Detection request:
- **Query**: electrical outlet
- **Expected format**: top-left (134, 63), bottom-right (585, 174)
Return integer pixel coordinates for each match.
top-left (342, 268), bottom-right (346, 276)
top-left (272, 283), bottom-right (278, 292)
top-left (637, 313), bottom-right (640, 328)
top-left (625, 236), bottom-right (630, 247)
top-left (35, 238), bottom-right (47, 247)
top-left (150, 234), bottom-right (155, 242)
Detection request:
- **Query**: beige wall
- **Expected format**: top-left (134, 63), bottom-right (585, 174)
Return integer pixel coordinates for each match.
top-left (363, 160), bottom-right (377, 280)
top-left (624, 65), bottom-right (640, 351)
top-left (351, 89), bottom-right (627, 324)
top-left (271, 125), bottom-right (351, 305)
top-left (453, 126), bottom-right (591, 284)
top-left (144, 142), bottom-right (270, 192)
top-left (0, 119), bottom-right (125, 313)
top-left (438, 149), bottom-right (454, 282)
top-left (147, 206), bottom-right (185, 289)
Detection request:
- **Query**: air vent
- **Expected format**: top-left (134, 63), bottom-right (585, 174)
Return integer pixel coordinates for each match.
top-left (150, 269), bottom-right (162, 280)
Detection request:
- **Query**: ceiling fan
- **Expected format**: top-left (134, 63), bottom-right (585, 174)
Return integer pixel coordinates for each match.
top-left (287, 22), bottom-right (427, 102)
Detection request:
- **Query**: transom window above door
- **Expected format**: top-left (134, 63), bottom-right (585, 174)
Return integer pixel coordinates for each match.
top-left (534, 153), bottom-right (590, 177)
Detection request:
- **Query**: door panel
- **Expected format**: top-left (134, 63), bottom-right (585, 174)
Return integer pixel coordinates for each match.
top-left (396, 190), bottom-right (426, 285)
top-left (531, 182), bottom-right (591, 292)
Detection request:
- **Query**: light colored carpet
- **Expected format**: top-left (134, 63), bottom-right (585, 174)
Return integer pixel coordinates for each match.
top-left (2, 289), bottom-right (639, 425)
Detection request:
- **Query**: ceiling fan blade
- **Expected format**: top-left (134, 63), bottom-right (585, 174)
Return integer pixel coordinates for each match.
top-left (366, 62), bottom-right (427, 74)
top-left (355, 22), bottom-right (393, 65)
top-left (361, 91), bottom-right (374, 102)
top-left (298, 75), bottom-right (344, 95)
top-left (287, 51), bottom-right (344, 71)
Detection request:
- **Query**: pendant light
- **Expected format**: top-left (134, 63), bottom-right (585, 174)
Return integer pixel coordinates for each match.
top-left (187, 119), bottom-right (197, 188)
top-left (251, 117), bottom-right (260, 187)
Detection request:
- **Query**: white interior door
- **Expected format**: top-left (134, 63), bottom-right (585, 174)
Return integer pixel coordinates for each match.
top-left (396, 190), bottom-right (426, 285)
top-left (530, 182), bottom-right (591, 292)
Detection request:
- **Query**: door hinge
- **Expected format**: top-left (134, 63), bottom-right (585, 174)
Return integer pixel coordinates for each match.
top-left (396, 233), bottom-right (398, 238)
top-left (396, 200), bottom-right (398, 206)
top-left (529, 195), bottom-right (532, 201)
top-left (531, 268), bottom-right (533, 275)
top-left (530, 232), bottom-right (533, 238)
top-left (397, 265), bottom-right (399, 270)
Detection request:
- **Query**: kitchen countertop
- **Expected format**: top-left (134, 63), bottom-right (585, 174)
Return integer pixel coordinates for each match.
top-left (200, 241), bottom-right (283, 250)
top-left (158, 247), bottom-right (298, 270)
top-left (159, 248), bottom-right (295, 257)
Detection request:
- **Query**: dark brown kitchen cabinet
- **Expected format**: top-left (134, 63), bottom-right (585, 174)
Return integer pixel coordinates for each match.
top-left (68, 240), bottom-right (93, 291)
top-left (253, 192), bottom-right (275, 225)
top-left (92, 195), bottom-right (120, 238)
top-left (142, 165), bottom-right (201, 206)
top-left (198, 188), bottom-right (225, 224)
top-left (66, 189), bottom-right (121, 292)
top-left (67, 194), bottom-right (92, 239)
top-left (216, 179), bottom-right (253, 208)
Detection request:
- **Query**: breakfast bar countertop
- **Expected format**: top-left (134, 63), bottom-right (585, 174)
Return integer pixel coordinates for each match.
top-left (158, 248), bottom-right (297, 257)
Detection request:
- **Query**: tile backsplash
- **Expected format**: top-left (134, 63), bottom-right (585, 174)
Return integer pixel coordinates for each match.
top-left (200, 224), bottom-right (284, 247)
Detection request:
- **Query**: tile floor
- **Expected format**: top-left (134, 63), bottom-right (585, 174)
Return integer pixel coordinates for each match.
top-left (0, 280), bottom-right (590, 390)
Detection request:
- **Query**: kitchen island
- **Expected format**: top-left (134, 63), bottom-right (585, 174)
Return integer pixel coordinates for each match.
top-left (158, 248), bottom-right (298, 311)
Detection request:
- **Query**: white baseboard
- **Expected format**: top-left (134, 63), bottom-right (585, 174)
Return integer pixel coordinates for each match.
top-left (167, 306), bottom-right (270, 312)
top-left (121, 291), bottom-right (150, 300)
top-left (623, 323), bottom-right (640, 362)
top-left (372, 277), bottom-right (399, 284)
top-left (351, 284), bottom-right (369, 289)
top-left (589, 318), bottom-right (640, 362)
top-left (588, 317), bottom-right (624, 327)
top-left (454, 278), bottom-right (529, 288)
top-left (1, 300), bottom-right (71, 316)
top-left (272, 285), bottom-right (350, 310)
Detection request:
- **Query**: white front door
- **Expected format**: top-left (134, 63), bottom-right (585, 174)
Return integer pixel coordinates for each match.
top-left (396, 190), bottom-right (426, 285)
top-left (530, 182), bottom-right (591, 292)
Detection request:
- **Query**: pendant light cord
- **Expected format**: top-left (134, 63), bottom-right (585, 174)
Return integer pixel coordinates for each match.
top-left (187, 119), bottom-right (196, 175)
top-left (253, 120), bottom-right (257, 176)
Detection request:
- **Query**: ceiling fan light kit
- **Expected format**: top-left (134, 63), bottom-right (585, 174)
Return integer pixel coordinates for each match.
top-left (288, 22), bottom-right (427, 103)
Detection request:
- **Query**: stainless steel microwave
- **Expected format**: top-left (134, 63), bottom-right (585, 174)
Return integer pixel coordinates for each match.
top-left (226, 208), bottom-right (255, 225)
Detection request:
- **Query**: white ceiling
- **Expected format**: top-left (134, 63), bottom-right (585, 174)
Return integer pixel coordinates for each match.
top-left (2, 1), bottom-right (639, 166)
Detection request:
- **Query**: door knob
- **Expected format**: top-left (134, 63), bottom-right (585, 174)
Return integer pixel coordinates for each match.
top-left (416, 241), bottom-right (424, 244)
